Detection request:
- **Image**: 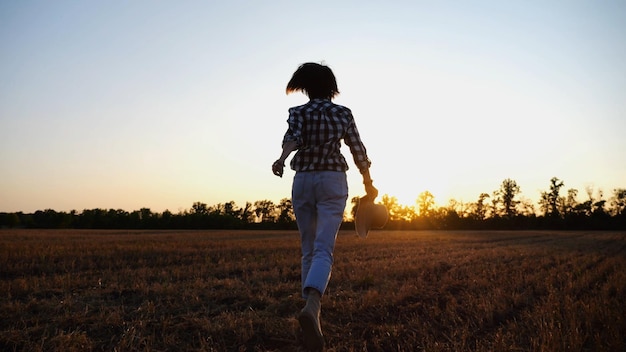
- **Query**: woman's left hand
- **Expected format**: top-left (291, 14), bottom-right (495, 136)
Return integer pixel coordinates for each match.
top-left (363, 183), bottom-right (379, 202)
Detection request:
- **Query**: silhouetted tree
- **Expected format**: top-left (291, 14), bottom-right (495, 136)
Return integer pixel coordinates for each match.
top-left (539, 177), bottom-right (564, 217)
top-left (439, 206), bottom-right (461, 229)
top-left (223, 201), bottom-right (239, 218)
top-left (161, 210), bottom-right (173, 228)
top-left (240, 202), bottom-right (255, 223)
top-left (471, 193), bottom-right (490, 220)
top-left (583, 186), bottom-right (608, 217)
top-left (254, 200), bottom-right (276, 223)
top-left (447, 199), bottom-right (469, 218)
top-left (562, 188), bottom-right (579, 217)
top-left (139, 208), bottom-right (151, 220)
top-left (499, 178), bottom-right (520, 218)
top-left (276, 198), bottom-right (295, 224)
top-left (191, 202), bottom-right (209, 215)
top-left (32, 209), bottom-right (69, 228)
top-left (209, 203), bottom-right (225, 216)
top-left (490, 190), bottom-right (501, 218)
top-left (349, 196), bottom-right (360, 220)
top-left (610, 188), bottom-right (626, 216)
top-left (516, 197), bottom-right (536, 218)
top-left (379, 194), bottom-right (416, 227)
top-left (416, 191), bottom-right (435, 217)
top-left (593, 197), bottom-right (607, 217)
top-left (6, 213), bottom-right (20, 228)
top-left (381, 195), bottom-right (402, 221)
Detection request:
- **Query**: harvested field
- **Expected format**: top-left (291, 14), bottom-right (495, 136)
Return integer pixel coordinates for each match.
top-left (1, 230), bottom-right (625, 351)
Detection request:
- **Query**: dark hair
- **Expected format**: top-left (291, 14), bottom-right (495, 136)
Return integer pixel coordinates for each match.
top-left (286, 62), bottom-right (339, 99)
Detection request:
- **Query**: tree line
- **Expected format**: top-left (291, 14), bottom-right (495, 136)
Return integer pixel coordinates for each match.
top-left (1, 177), bottom-right (625, 230)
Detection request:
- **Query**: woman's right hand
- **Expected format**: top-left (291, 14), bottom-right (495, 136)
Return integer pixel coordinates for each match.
top-left (272, 160), bottom-right (284, 177)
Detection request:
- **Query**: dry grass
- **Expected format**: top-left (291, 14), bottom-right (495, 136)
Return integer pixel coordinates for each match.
top-left (1, 229), bottom-right (625, 351)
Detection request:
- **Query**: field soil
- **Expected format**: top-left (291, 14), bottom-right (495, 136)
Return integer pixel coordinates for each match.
top-left (1, 229), bottom-right (625, 351)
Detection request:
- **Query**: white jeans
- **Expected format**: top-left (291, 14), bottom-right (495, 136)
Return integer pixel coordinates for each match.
top-left (292, 171), bottom-right (348, 298)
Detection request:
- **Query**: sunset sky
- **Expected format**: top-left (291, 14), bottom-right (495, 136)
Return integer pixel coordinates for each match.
top-left (1, 1), bottom-right (625, 213)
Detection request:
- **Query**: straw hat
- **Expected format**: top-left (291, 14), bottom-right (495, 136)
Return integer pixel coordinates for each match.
top-left (355, 197), bottom-right (388, 238)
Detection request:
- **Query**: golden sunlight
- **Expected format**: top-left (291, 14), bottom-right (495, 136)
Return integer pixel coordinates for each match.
top-left (373, 169), bottom-right (452, 208)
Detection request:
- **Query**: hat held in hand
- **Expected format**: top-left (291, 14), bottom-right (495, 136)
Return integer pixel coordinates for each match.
top-left (355, 197), bottom-right (388, 238)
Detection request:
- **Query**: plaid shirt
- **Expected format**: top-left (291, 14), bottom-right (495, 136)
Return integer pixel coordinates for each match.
top-left (282, 99), bottom-right (371, 173)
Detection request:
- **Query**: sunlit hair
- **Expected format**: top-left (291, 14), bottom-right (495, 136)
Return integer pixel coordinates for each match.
top-left (286, 62), bottom-right (339, 99)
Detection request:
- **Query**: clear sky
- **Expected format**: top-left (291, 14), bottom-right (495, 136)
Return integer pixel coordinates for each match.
top-left (1, 1), bottom-right (625, 213)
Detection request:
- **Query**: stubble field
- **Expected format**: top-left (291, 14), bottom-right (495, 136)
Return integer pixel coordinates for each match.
top-left (1, 229), bottom-right (625, 352)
